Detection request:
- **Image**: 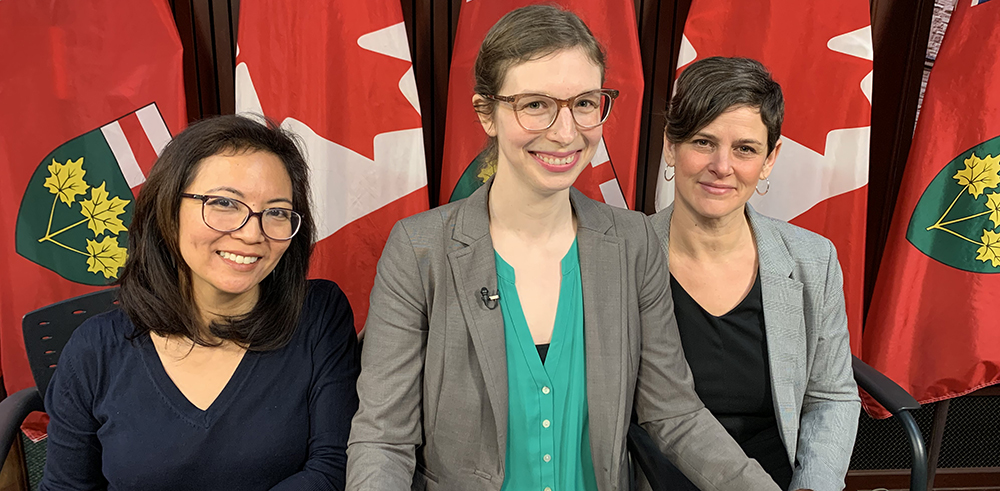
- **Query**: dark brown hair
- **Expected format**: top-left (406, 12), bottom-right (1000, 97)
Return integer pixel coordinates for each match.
top-left (117, 114), bottom-right (315, 351)
top-left (473, 4), bottom-right (607, 170)
top-left (666, 56), bottom-right (784, 155)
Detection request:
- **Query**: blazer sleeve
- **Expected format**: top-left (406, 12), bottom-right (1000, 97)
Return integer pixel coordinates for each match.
top-left (633, 216), bottom-right (781, 491)
top-left (788, 241), bottom-right (861, 491)
top-left (346, 221), bottom-right (428, 490)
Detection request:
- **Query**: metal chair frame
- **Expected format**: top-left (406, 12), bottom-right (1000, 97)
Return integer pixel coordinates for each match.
top-left (628, 355), bottom-right (928, 491)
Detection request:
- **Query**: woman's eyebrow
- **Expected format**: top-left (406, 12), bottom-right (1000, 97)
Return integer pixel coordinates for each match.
top-left (204, 186), bottom-right (244, 197)
top-left (733, 138), bottom-right (765, 147)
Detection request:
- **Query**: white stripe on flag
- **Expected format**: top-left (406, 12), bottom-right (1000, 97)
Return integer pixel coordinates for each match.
top-left (599, 177), bottom-right (628, 209)
top-left (100, 121), bottom-right (146, 188)
top-left (592, 138), bottom-right (610, 167)
top-left (136, 104), bottom-right (172, 156)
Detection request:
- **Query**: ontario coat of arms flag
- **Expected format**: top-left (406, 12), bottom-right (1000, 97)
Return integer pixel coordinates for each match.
top-left (16, 105), bottom-right (171, 285)
top-left (0, 1), bottom-right (185, 439)
top-left (864, 0), bottom-right (1000, 417)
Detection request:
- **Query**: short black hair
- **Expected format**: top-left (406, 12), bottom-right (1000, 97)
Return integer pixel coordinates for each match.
top-left (666, 56), bottom-right (784, 155)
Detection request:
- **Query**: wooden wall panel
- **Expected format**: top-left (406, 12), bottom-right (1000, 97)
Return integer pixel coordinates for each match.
top-left (637, 0), bottom-right (693, 212)
top-left (864, 0), bottom-right (936, 315)
top-left (170, 0), bottom-right (239, 122)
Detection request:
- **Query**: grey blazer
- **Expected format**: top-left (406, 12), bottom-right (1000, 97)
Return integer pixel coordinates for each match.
top-left (650, 204), bottom-right (861, 491)
top-left (346, 182), bottom-right (780, 491)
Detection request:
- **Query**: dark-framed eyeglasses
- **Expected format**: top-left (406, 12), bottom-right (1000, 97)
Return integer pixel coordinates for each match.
top-left (181, 193), bottom-right (302, 241)
top-left (482, 89), bottom-right (620, 131)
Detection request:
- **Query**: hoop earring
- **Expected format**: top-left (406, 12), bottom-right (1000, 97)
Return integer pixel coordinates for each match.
top-left (663, 166), bottom-right (675, 182)
top-left (755, 178), bottom-right (770, 196)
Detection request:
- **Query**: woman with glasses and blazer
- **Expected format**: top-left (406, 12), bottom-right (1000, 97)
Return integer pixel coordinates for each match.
top-left (346, 6), bottom-right (780, 491)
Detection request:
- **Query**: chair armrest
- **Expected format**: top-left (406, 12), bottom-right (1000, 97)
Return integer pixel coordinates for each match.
top-left (852, 355), bottom-right (920, 415)
top-left (627, 422), bottom-right (671, 490)
top-left (0, 387), bottom-right (44, 458)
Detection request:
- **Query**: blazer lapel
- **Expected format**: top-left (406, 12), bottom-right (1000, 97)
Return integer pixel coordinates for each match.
top-left (747, 205), bottom-right (805, 465)
top-left (448, 182), bottom-right (510, 462)
top-left (657, 204), bottom-right (805, 466)
top-left (573, 190), bottom-right (626, 488)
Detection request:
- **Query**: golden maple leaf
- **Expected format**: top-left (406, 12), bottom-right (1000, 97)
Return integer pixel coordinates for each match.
top-left (79, 182), bottom-right (130, 237)
top-left (977, 229), bottom-right (1000, 267)
top-left (987, 193), bottom-right (1000, 229)
top-left (477, 163), bottom-right (496, 184)
top-left (43, 157), bottom-right (89, 205)
top-left (85, 235), bottom-right (128, 279)
top-left (954, 153), bottom-right (1000, 198)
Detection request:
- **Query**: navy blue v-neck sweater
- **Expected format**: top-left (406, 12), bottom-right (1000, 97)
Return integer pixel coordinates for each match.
top-left (39, 279), bottom-right (360, 491)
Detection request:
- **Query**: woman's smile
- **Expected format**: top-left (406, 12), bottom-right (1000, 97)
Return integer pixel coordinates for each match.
top-left (531, 149), bottom-right (581, 173)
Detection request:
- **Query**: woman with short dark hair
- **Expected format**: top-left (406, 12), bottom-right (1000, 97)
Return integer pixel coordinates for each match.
top-left (652, 56), bottom-right (860, 490)
top-left (40, 115), bottom-right (360, 491)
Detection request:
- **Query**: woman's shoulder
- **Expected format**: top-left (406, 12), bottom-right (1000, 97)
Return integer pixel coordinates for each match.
top-left (305, 277), bottom-right (346, 300)
top-left (56, 308), bottom-right (134, 380)
top-left (750, 209), bottom-right (836, 257)
top-left (572, 190), bottom-right (652, 236)
top-left (303, 279), bottom-right (351, 319)
top-left (66, 309), bottom-right (133, 352)
top-left (300, 279), bottom-right (356, 337)
top-left (395, 200), bottom-right (464, 236)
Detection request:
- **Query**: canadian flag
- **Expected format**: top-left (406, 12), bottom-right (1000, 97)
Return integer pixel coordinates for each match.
top-left (655, 1), bottom-right (872, 353)
top-left (235, 1), bottom-right (429, 332)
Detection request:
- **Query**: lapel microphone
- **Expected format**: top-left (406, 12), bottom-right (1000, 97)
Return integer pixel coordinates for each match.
top-left (480, 287), bottom-right (500, 310)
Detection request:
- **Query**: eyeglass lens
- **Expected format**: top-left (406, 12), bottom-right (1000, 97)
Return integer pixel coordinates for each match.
top-left (513, 91), bottom-right (614, 131)
top-left (202, 196), bottom-right (300, 240)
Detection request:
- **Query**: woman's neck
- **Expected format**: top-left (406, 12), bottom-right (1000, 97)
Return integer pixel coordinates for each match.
top-left (191, 284), bottom-right (259, 330)
top-left (488, 168), bottom-right (575, 241)
top-left (668, 201), bottom-right (753, 262)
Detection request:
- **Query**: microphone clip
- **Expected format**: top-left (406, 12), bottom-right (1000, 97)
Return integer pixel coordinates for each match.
top-left (480, 287), bottom-right (500, 310)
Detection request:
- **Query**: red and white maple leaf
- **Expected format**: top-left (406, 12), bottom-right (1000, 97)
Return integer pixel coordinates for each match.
top-left (680, 0), bottom-right (871, 154)
top-left (235, 2), bottom-right (420, 160)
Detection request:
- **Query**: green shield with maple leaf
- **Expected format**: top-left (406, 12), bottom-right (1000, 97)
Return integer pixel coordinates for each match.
top-left (15, 129), bottom-right (133, 285)
top-left (907, 134), bottom-right (1000, 272)
top-left (448, 148), bottom-right (494, 203)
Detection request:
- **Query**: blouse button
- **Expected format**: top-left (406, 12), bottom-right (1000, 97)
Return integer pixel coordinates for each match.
top-left (543, 454), bottom-right (551, 463)
top-left (541, 386), bottom-right (550, 394)
top-left (542, 419), bottom-right (551, 428)
top-left (544, 488), bottom-right (552, 491)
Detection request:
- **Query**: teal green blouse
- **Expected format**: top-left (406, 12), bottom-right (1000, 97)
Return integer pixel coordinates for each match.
top-left (495, 239), bottom-right (598, 491)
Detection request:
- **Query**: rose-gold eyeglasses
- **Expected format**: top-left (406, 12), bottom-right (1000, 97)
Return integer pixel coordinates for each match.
top-left (482, 89), bottom-right (620, 131)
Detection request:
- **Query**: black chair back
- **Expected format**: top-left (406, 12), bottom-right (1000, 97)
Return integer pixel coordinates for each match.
top-left (21, 288), bottom-right (120, 401)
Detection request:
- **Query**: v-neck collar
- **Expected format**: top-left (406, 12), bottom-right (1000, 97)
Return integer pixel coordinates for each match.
top-left (139, 334), bottom-right (259, 428)
top-left (495, 238), bottom-right (580, 372)
top-left (670, 269), bottom-right (762, 319)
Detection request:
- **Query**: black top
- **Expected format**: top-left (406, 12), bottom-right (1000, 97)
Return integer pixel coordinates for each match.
top-left (40, 280), bottom-right (360, 491)
top-left (535, 343), bottom-right (550, 364)
top-left (670, 272), bottom-right (793, 490)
